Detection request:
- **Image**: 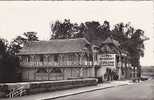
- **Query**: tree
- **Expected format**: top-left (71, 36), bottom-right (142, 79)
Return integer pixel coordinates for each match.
top-left (0, 38), bottom-right (17, 82)
top-left (83, 20), bottom-right (112, 43)
top-left (0, 38), bottom-right (8, 56)
top-left (71, 23), bottom-right (85, 38)
top-left (51, 19), bottom-right (74, 39)
top-left (111, 23), bottom-right (149, 78)
top-left (0, 32), bottom-right (39, 82)
top-left (83, 21), bottom-right (100, 42)
top-left (23, 32), bottom-right (38, 42)
top-left (9, 31), bottom-right (39, 55)
top-left (50, 19), bottom-right (87, 39)
top-left (51, 20), bottom-right (111, 43)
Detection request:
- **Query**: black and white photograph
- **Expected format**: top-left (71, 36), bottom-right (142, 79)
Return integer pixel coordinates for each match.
top-left (0, 1), bottom-right (153, 100)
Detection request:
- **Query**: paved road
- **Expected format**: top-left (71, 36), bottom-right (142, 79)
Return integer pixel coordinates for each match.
top-left (52, 80), bottom-right (154, 100)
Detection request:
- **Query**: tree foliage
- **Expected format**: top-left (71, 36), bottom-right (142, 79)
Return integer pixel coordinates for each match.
top-left (9, 32), bottom-right (39, 55)
top-left (50, 19), bottom-right (85, 39)
top-left (0, 38), bottom-right (18, 82)
top-left (0, 32), bottom-right (39, 82)
top-left (51, 19), bottom-right (73, 39)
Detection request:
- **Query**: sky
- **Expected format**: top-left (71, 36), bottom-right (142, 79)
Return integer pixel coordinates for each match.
top-left (0, 1), bottom-right (153, 66)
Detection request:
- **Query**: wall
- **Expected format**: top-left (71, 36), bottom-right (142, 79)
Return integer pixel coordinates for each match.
top-left (96, 66), bottom-right (106, 78)
top-left (22, 69), bottom-right (36, 81)
top-left (0, 78), bottom-right (98, 98)
top-left (20, 52), bottom-right (94, 81)
top-left (21, 67), bottom-right (95, 81)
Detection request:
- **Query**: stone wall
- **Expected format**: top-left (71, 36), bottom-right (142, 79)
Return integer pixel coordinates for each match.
top-left (0, 78), bottom-right (97, 98)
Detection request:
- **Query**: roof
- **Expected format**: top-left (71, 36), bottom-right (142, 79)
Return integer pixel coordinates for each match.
top-left (100, 45), bottom-right (120, 54)
top-left (102, 37), bottom-right (120, 47)
top-left (17, 38), bottom-right (90, 55)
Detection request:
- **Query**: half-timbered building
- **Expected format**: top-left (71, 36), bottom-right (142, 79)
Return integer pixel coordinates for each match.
top-left (92, 37), bottom-right (132, 81)
top-left (17, 38), bottom-right (95, 81)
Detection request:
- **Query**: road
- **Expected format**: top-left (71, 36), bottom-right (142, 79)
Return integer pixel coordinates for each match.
top-left (52, 80), bottom-right (154, 100)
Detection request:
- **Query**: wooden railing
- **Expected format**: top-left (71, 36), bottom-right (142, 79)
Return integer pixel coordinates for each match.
top-left (20, 61), bottom-right (93, 67)
top-left (6, 86), bottom-right (26, 98)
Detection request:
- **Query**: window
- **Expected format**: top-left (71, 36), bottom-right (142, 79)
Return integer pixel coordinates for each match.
top-left (28, 56), bottom-right (30, 62)
top-left (22, 55), bottom-right (26, 62)
top-left (54, 54), bottom-right (58, 62)
top-left (69, 54), bottom-right (73, 61)
top-left (36, 68), bottom-right (47, 73)
top-left (50, 68), bottom-right (62, 73)
top-left (89, 54), bottom-right (92, 61)
top-left (40, 55), bottom-right (44, 62)
top-left (19, 56), bottom-right (22, 62)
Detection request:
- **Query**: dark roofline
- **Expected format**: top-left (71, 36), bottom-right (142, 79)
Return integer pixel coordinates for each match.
top-left (16, 38), bottom-right (90, 55)
top-left (16, 51), bottom-right (86, 55)
top-left (102, 37), bottom-right (120, 46)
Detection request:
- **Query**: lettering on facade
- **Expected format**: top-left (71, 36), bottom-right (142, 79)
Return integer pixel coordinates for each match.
top-left (98, 54), bottom-right (116, 68)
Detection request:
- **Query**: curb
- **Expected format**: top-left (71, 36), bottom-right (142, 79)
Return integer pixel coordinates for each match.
top-left (43, 84), bottom-right (128, 100)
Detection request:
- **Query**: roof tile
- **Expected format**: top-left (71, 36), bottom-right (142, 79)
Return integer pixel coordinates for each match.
top-left (17, 38), bottom-right (90, 55)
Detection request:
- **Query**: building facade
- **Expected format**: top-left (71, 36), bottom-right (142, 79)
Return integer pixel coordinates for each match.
top-left (17, 37), bottom-right (132, 81)
top-left (17, 38), bottom-right (95, 81)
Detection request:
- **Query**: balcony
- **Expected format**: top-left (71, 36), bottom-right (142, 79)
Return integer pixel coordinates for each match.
top-left (20, 61), bottom-right (93, 68)
top-left (20, 62), bottom-right (57, 67)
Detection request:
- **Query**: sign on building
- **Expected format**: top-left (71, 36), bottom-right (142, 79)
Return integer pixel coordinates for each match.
top-left (98, 54), bottom-right (116, 68)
